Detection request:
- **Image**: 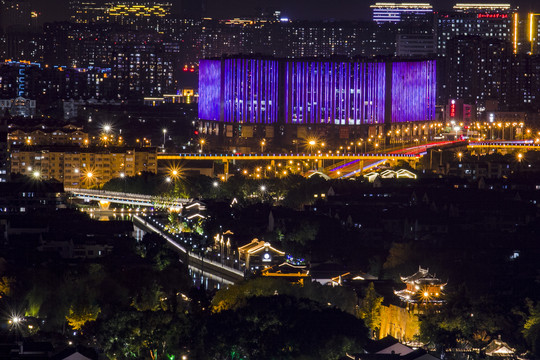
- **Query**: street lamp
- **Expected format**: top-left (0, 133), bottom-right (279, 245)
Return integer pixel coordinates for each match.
top-left (308, 139), bottom-right (316, 154)
top-left (200, 139), bottom-right (205, 153)
top-left (120, 172), bottom-right (126, 192)
top-left (453, 126), bottom-right (461, 140)
top-left (260, 139), bottom-right (266, 153)
top-left (457, 152), bottom-right (463, 162)
top-left (162, 128), bottom-right (167, 148)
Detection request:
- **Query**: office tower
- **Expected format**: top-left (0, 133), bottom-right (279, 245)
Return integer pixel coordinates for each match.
top-left (370, 2), bottom-right (433, 24)
top-left (436, 5), bottom-right (515, 56)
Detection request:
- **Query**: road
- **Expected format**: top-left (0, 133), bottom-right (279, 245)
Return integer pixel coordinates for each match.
top-left (132, 215), bottom-right (244, 285)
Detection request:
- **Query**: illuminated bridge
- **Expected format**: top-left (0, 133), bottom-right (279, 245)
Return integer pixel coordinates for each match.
top-left (158, 152), bottom-right (422, 177)
top-left (158, 152), bottom-right (421, 161)
top-left (157, 141), bottom-right (462, 178)
top-left (66, 188), bottom-right (190, 208)
top-left (468, 140), bottom-right (540, 150)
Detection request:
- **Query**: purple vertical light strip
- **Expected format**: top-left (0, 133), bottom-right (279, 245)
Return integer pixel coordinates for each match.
top-left (285, 63), bottom-right (289, 123)
top-left (332, 63), bottom-right (336, 124)
top-left (431, 60), bottom-right (436, 121)
top-left (198, 60), bottom-right (221, 121)
top-left (378, 62), bottom-right (385, 124)
top-left (243, 59), bottom-right (247, 123)
top-left (261, 60), bottom-right (265, 123)
top-left (391, 61), bottom-right (436, 123)
top-left (301, 62), bottom-right (305, 124)
top-left (367, 63), bottom-right (372, 124)
top-left (304, 61), bottom-right (308, 124)
top-left (250, 60), bottom-right (254, 123)
top-left (225, 60), bottom-right (229, 122)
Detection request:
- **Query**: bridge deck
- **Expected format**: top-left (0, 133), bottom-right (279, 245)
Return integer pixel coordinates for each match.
top-left (67, 188), bottom-right (189, 207)
top-left (158, 153), bottom-right (420, 161)
top-left (468, 141), bottom-right (540, 149)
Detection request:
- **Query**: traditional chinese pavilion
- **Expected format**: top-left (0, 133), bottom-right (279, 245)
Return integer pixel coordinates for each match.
top-left (394, 266), bottom-right (446, 305)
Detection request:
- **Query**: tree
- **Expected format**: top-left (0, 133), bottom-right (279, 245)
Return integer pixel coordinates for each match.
top-left (418, 287), bottom-right (508, 350)
top-left (211, 277), bottom-right (358, 315)
top-left (96, 310), bottom-right (190, 360)
top-left (131, 281), bottom-right (165, 312)
top-left (358, 283), bottom-right (383, 338)
top-left (66, 303), bottom-right (101, 331)
top-left (383, 242), bottom-right (414, 270)
top-left (523, 299), bottom-right (540, 355)
top-left (206, 295), bottom-right (367, 360)
top-left (0, 276), bottom-right (13, 297)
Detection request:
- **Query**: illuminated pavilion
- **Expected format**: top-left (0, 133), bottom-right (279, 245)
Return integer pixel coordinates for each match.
top-left (394, 266), bottom-right (446, 306)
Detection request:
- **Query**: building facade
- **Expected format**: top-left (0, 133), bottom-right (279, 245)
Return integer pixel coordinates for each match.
top-left (10, 147), bottom-right (158, 188)
top-left (370, 2), bottom-right (433, 24)
top-left (436, 6), bottom-right (515, 56)
top-left (199, 57), bottom-right (437, 126)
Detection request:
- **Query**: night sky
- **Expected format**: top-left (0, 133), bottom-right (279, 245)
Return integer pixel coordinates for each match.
top-left (32, 0), bottom-right (540, 23)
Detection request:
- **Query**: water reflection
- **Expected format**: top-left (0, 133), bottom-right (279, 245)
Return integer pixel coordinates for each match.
top-left (83, 208), bottom-right (147, 241)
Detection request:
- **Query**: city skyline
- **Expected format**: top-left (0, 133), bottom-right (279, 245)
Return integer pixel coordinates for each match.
top-left (29, 0), bottom-right (540, 23)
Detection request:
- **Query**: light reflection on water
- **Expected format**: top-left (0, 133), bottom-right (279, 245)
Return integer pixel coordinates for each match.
top-left (83, 209), bottom-right (147, 241)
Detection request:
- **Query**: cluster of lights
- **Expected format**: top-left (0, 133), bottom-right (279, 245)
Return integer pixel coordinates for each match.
top-left (107, 3), bottom-right (171, 17)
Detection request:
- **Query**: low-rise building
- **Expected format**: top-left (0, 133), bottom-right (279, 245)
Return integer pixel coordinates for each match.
top-left (10, 146), bottom-right (158, 188)
top-left (9, 124), bottom-right (89, 146)
top-left (238, 239), bottom-right (286, 272)
top-left (0, 180), bottom-right (64, 213)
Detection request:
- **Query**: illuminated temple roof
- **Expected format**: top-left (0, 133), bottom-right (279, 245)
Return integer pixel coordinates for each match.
top-left (400, 266), bottom-right (444, 285)
top-left (394, 266), bottom-right (446, 304)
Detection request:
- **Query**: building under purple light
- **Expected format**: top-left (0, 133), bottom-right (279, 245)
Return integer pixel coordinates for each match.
top-left (285, 61), bottom-right (386, 125)
top-left (223, 59), bottom-right (279, 124)
top-left (198, 60), bottom-right (221, 121)
top-left (198, 57), bottom-right (436, 126)
top-left (392, 61), bottom-right (437, 123)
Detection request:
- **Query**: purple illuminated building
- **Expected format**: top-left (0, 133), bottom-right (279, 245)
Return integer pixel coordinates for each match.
top-left (285, 61), bottom-right (386, 125)
top-left (223, 59), bottom-right (279, 123)
top-left (198, 57), bottom-right (436, 125)
top-left (392, 61), bottom-right (437, 123)
top-left (198, 60), bottom-right (221, 121)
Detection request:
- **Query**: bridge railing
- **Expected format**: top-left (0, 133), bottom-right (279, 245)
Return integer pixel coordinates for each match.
top-left (134, 215), bottom-right (244, 279)
top-left (162, 152), bottom-right (421, 158)
top-left (66, 188), bottom-right (190, 206)
top-left (66, 187), bottom-right (154, 200)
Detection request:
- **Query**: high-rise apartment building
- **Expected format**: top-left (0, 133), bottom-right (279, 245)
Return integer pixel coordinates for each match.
top-left (443, 35), bottom-right (540, 111)
top-left (396, 34), bottom-right (436, 57)
top-left (69, 0), bottom-right (108, 23)
top-left (436, 4), bottom-right (516, 56)
top-left (370, 2), bottom-right (433, 24)
top-left (69, 0), bottom-right (172, 27)
top-left (526, 13), bottom-right (540, 54)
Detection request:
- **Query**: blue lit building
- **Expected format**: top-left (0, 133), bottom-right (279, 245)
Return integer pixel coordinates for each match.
top-left (370, 2), bottom-right (433, 24)
top-left (198, 56), bottom-right (437, 149)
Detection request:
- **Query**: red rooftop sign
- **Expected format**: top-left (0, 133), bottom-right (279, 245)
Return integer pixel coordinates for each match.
top-left (477, 13), bottom-right (509, 19)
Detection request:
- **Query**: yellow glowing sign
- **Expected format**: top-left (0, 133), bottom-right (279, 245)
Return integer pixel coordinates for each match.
top-left (514, 12), bottom-right (518, 54)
